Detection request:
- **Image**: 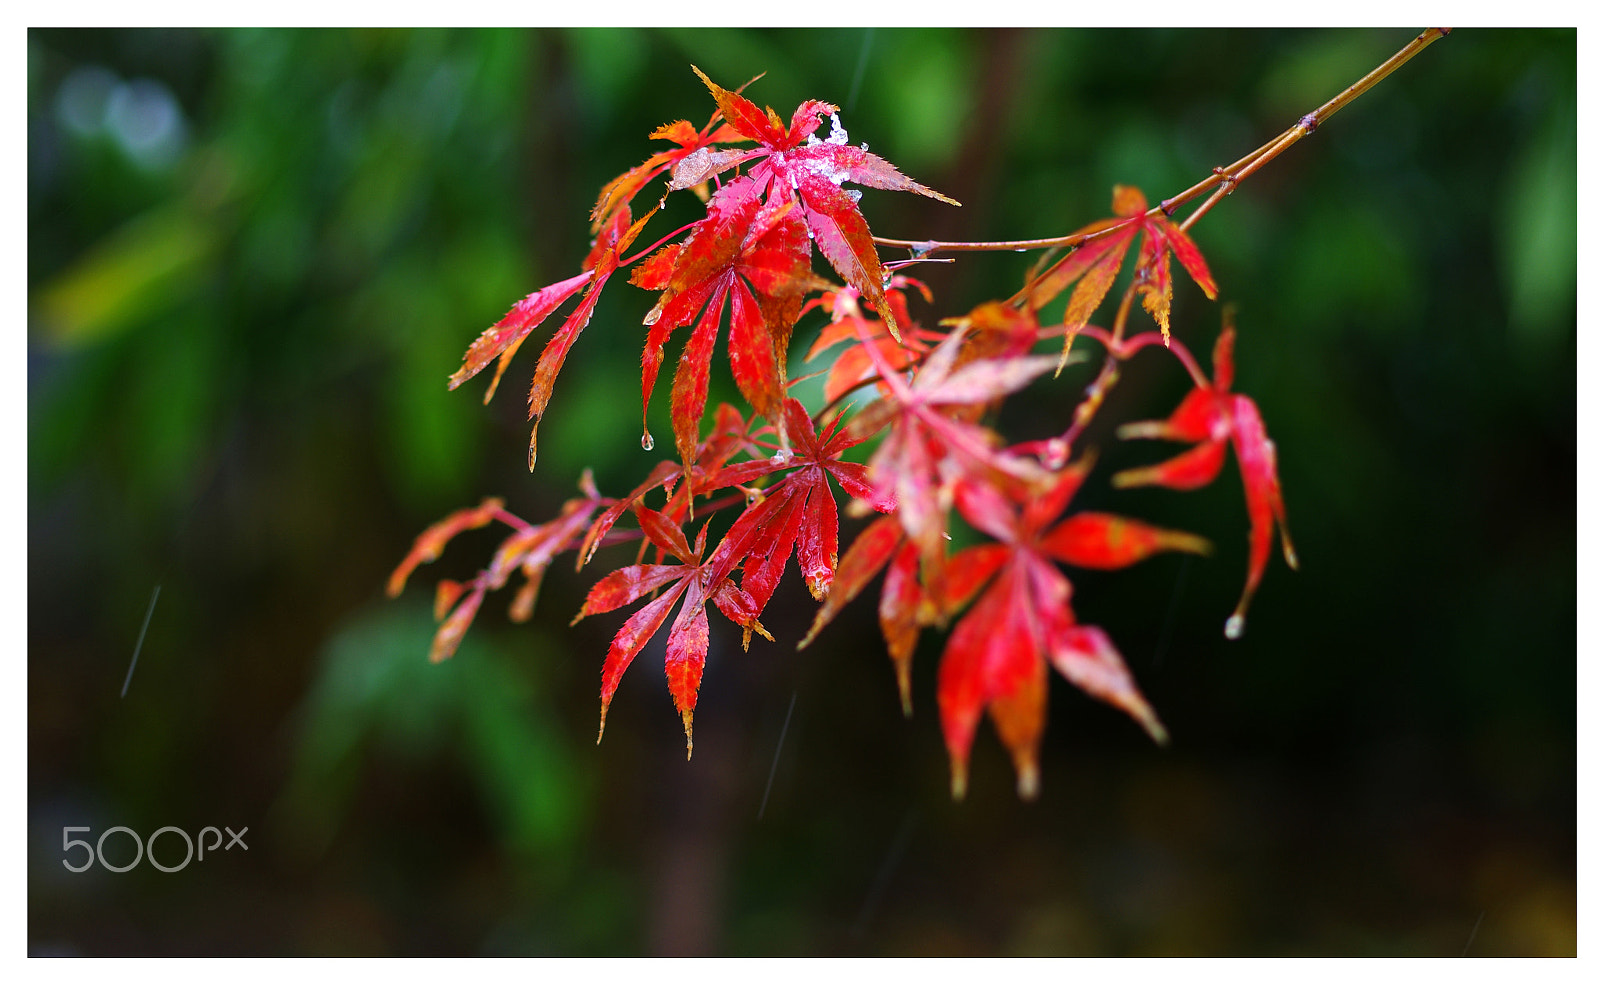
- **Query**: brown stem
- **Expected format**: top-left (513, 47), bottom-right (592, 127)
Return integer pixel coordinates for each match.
top-left (873, 28), bottom-right (1450, 256)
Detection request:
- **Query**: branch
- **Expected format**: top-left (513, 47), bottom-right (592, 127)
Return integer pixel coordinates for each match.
top-left (872, 28), bottom-right (1450, 257)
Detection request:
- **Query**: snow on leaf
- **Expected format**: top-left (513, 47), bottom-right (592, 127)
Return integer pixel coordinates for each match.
top-left (591, 113), bottom-right (746, 233)
top-left (684, 68), bottom-right (958, 343)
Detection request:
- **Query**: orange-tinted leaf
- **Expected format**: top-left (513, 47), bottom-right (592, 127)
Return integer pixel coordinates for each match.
top-left (665, 584), bottom-right (711, 758)
top-left (1025, 185), bottom-right (1219, 346)
top-left (433, 579), bottom-right (465, 622)
top-left (1112, 184), bottom-right (1147, 216)
top-left (1136, 229), bottom-right (1175, 341)
top-left (1023, 217), bottom-right (1134, 313)
top-left (448, 272), bottom-right (593, 401)
top-left (430, 585), bottom-right (485, 663)
top-left (388, 496), bottom-right (505, 597)
top-left (650, 119), bottom-right (701, 145)
top-left (630, 244), bottom-right (682, 291)
top-left (955, 300), bottom-right (1041, 364)
top-left (591, 150), bottom-right (676, 233)
top-left (692, 65), bottom-right (784, 146)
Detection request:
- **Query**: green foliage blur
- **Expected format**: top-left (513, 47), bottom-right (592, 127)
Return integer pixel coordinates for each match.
top-left (29, 28), bottom-right (1573, 955)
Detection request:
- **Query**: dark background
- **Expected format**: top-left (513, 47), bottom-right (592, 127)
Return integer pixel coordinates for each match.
top-left (28, 28), bottom-right (1575, 955)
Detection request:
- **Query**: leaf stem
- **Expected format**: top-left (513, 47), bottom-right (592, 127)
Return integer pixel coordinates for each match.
top-left (1056, 285), bottom-right (1139, 453)
top-left (620, 219), bottom-right (702, 267)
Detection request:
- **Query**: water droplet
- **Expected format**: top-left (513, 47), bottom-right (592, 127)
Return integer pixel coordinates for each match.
top-left (1016, 761), bottom-right (1040, 801)
top-left (641, 432), bottom-right (655, 451)
top-left (770, 448), bottom-right (793, 466)
top-left (1224, 614), bottom-right (1245, 640)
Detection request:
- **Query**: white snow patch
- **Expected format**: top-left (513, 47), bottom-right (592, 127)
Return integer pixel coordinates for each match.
top-left (803, 157), bottom-right (850, 186)
top-left (826, 112), bottom-right (849, 145)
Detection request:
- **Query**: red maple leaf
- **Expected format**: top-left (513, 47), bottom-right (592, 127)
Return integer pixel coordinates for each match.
top-left (1113, 322), bottom-right (1299, 638)
top-left (690, 67), bottom-right (959, 343)
top-left (572, 503), bottom-right (772, 757)
top-left (721, 398), bottom-right (879, 617)
top-left (1024, 185), bottom-right (1218, 358)
top-left (634, 175), bottom-right (821, 470)
top-left (937, 454), bottom-right (1210, 800)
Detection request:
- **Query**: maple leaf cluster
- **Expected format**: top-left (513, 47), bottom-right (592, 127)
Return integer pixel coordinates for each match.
top-left (390, 68), bottom-right (1298, 799)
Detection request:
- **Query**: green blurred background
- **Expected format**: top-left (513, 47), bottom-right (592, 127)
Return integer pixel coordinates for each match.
top-left (28, 28), bottom-right (1574, 955)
